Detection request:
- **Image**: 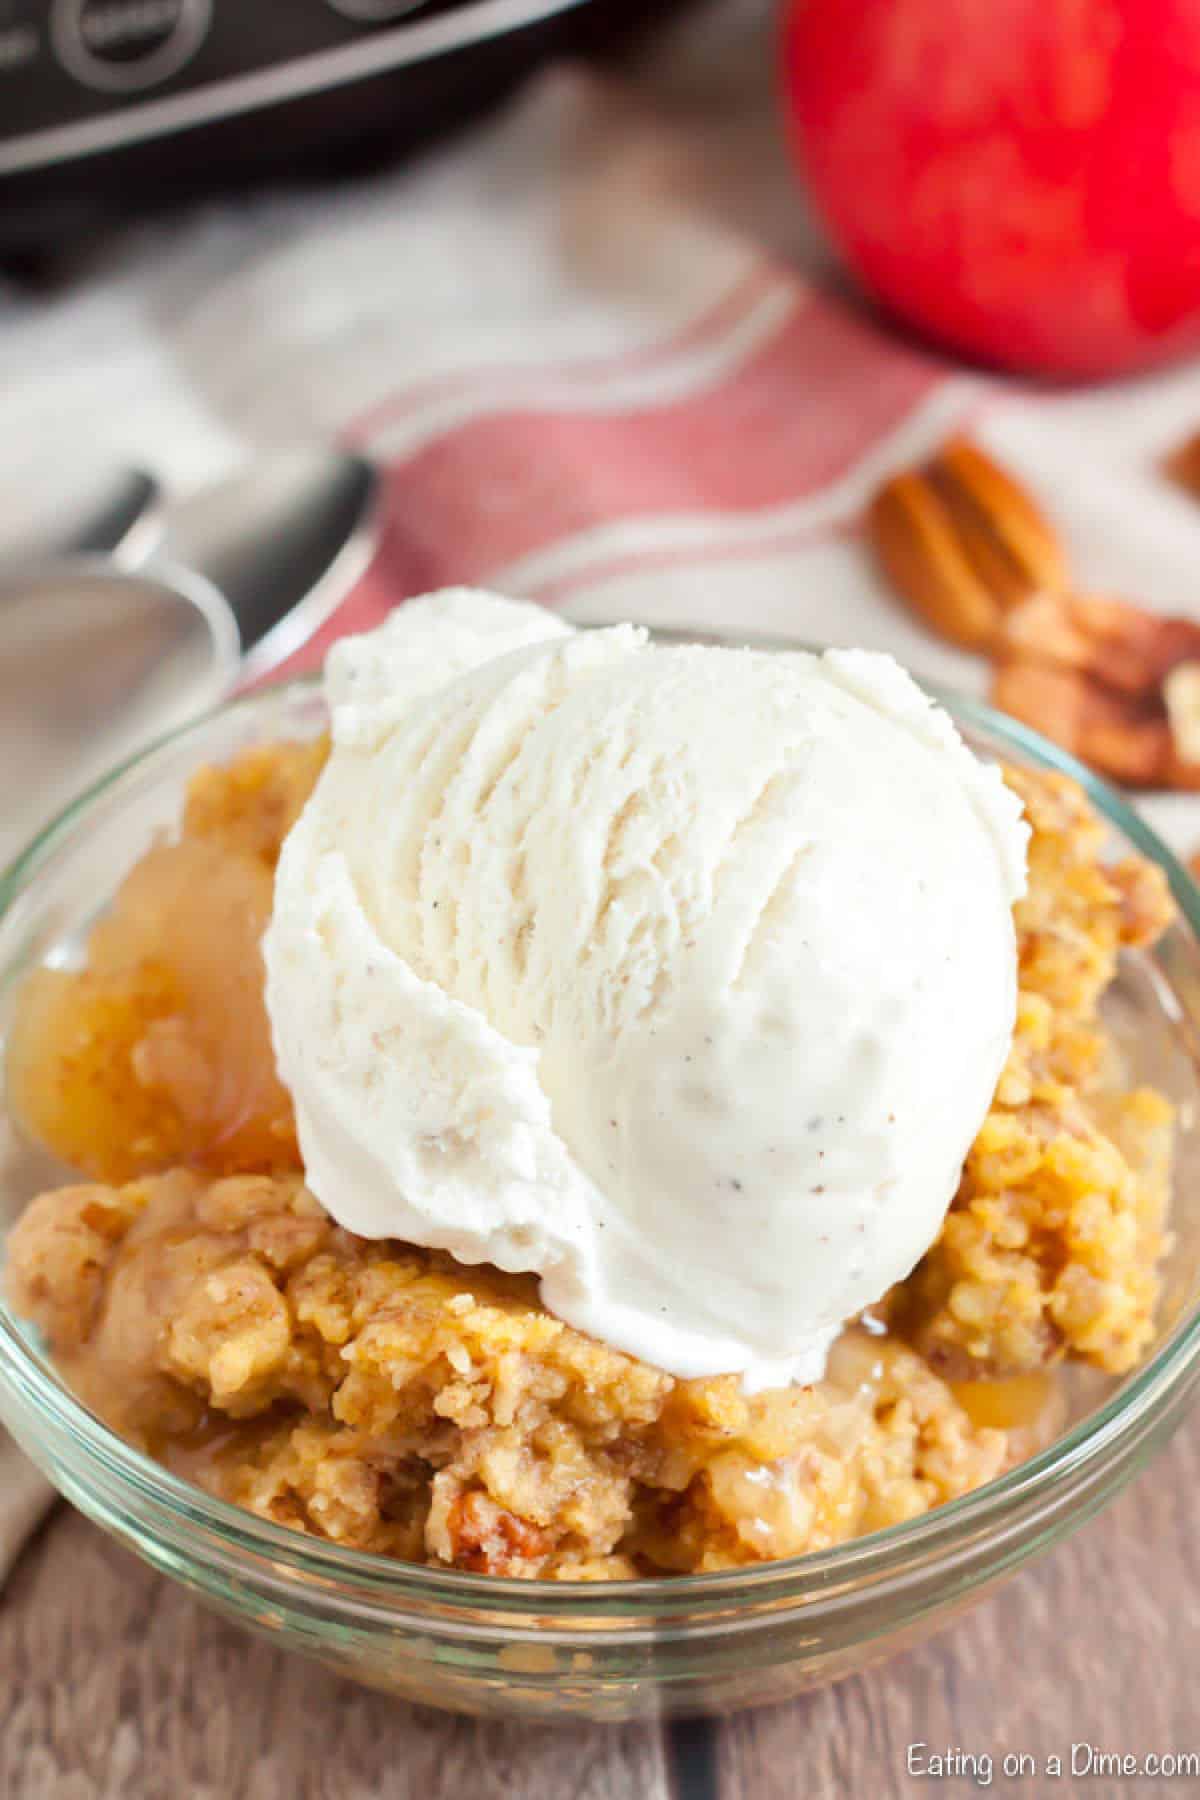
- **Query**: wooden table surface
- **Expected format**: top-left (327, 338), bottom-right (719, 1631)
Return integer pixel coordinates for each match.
top-left (2, 1406), bottom-right (1197, 1800)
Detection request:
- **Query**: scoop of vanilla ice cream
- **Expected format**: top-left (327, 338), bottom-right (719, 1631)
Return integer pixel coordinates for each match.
top-left (264, 590), bottom-right (1028, 1389)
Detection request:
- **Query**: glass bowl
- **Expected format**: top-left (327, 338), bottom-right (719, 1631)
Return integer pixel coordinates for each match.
top-left (3, 649), bottom-right (1200, 1723)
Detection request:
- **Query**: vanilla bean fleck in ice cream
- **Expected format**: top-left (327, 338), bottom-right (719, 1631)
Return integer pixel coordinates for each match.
top-left (263, 590), bottom-right (1028, 1389)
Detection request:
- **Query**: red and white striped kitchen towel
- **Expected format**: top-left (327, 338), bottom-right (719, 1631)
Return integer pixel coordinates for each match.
top-left (6, 0), bottom-right (1200, 1573)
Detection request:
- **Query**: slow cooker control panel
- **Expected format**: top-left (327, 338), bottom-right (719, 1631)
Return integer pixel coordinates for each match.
top-left (51, 0), bottom-right (213, 95)
top-left (0, 0), bottom-right (472, 165)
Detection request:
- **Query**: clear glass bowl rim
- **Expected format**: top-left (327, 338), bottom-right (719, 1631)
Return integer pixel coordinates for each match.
top-left (2, 648), bottom-right (1199, 1624)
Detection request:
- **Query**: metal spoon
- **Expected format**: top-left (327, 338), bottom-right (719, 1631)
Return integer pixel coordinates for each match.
top-left (142, 448), bottom-right (381, 682)
top-left (0, 463), bottom-right (161, 565)
top-left (1, 448), bottom-right (380, 857)
top-left (3, 447), bottom-right (381, 683)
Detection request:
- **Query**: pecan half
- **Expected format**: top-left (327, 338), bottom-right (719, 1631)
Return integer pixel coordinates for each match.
top-left (1165, 430), bottom-right (1200, 500)
top-left (992, 611), bottom-right (1200, 790)
top-left (866, 438), bottom-right (1068, 649)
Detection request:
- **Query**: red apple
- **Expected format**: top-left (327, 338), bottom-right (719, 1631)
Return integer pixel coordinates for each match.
top-left (780, 0), bottom-right (1200, 377)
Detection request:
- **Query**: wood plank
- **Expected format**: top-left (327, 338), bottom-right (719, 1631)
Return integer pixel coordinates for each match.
top-left (0, 1511), bottom-right (671, 1800)
top-left (714, 1407), bottom-right (1200, 1800)
top-left (2, 1406), bottom-right (1196, 1798)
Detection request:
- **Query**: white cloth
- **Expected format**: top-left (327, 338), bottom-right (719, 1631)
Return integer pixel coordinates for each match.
top-left (5, 0), bottom-right (1200, 1579)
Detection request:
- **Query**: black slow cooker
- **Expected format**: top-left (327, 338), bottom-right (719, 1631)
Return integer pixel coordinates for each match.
top-left (0, 0), bottom-right (683, 253)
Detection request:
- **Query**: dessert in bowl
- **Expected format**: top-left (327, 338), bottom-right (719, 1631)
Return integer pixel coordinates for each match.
top-left (1, 597), bottom-right (1199, 1718)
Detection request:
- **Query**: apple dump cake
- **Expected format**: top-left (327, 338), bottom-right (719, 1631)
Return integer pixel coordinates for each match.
top-left (4, 595), bottom-right (1176, 1579)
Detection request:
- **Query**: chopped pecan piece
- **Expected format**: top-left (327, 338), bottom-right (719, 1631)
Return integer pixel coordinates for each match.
top-left (445, 1489), bottom-right (551, 1576)
top-left (1164, 661), bottom-right (1200, 765)
top-left (990, 660), bottom-right (1174, 786)
top-left (992, 596), bottom-right (1200, 790)
top-left (999, 593), bottom-right (1200, 698)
